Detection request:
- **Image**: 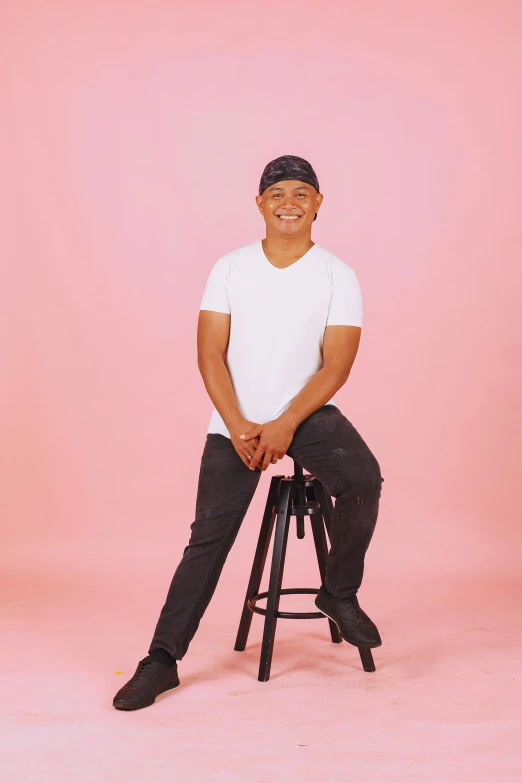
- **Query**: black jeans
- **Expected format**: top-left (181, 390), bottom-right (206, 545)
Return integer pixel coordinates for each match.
top-left (148, 404), bottom-right (384, 661)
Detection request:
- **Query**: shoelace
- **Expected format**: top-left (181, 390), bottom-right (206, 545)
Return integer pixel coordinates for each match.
top-left (132, 657), bottom-right (155, 683)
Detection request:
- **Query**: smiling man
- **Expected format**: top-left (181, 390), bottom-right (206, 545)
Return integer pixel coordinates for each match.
top-left (113, 154), bottom-right (385, 711)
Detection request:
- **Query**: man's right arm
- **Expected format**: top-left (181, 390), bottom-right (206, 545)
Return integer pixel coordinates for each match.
top-left (197, 310), bottom-right (259, 467)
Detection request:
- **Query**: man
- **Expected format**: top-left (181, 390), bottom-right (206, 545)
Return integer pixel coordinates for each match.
top-left (113, 154), bottom-right (384, 711)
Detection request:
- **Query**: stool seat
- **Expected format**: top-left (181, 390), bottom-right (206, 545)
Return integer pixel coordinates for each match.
top-left (234, 460), bottom-right (377, 681)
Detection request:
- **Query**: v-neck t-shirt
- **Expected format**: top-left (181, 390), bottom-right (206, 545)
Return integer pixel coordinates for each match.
top-left (199, 239), bottom-right (363, 439)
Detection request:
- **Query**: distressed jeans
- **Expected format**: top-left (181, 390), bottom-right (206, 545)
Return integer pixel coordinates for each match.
top-left (149, 404), bottom-right (384, 661)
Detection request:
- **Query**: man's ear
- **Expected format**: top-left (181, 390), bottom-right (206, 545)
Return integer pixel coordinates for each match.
top-left (314, 191), bottom-right (323, 221)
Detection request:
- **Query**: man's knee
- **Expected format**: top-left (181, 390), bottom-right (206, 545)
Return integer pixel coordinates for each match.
top-left (333, 462), bottom-right (383, 499)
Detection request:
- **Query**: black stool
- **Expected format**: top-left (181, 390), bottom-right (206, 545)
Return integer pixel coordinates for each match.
top-left (234, 461), bottom-right (376, 681)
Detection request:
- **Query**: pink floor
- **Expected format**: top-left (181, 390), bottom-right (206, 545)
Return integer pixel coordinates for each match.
top-left (3, 550), bottom-right (521, 783)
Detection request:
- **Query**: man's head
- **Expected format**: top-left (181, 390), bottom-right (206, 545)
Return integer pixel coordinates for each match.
top-left (256, 154), bottom-right (323, 237)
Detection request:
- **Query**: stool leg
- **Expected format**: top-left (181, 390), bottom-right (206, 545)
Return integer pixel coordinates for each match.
top-left (309, 512), bottom-right (342, 644)
top-left (258, 480), bottom-right (292, 682)
top-left (359, 648), bottom-right (376, 672)
top-left (295, 469), bottom-right (306, 539)
top-left (234, 475), bottom-right (283, 652)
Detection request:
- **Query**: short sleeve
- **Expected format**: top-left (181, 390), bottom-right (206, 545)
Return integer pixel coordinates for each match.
top-left (326, 266), bottom-right (363, 327)
top-left (199, 256), bottom-right (230, 314)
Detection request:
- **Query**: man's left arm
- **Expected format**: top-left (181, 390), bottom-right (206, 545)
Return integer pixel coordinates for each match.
top-left (241, 325), bottom-right (361, 471)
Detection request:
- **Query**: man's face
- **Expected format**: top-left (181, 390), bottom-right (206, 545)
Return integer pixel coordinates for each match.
top-left (256, 180), bottom-right (323, 236)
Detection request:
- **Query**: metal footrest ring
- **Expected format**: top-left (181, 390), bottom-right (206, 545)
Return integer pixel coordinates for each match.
top-left (247, 587), bottom-right (325, 619)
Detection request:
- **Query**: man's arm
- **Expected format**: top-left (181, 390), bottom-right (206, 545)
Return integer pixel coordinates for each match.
top-left (197, 310), bottom-right (259, 467)
top-left (197, 310), bottom-right (240, 430)
top-left (242, 325), bottom-right (361, 471)
top-left (280, 324), bottom-right (361, 429)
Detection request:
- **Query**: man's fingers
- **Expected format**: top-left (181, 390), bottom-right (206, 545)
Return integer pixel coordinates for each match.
top-left (262, 451), bottom-right (272, 471)
top-left (236, 437), bottom-right (260, 469)
top-left (242, 438), bottom-right (259, 467)
top-left (239, 453), bottom-right (251, 468)
top-left (240, 426), bottom-right (262, 441)
top-left (253, 443), bottom-right (272, 472)
top-left (247, 441), bottom-right (286, 470)
top-left (248, 442), bottom-right (264, 470)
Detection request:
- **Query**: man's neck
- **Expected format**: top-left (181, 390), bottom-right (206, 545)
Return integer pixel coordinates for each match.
top-left (261, 233), bottom-right (315, 267)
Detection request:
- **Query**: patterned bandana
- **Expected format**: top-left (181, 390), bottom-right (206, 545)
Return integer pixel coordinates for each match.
top-left (258, 155), bottom-right (320, 196)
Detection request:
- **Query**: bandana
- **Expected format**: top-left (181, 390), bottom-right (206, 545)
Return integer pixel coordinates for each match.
top-left (259, 154), bottom-right (320, 196)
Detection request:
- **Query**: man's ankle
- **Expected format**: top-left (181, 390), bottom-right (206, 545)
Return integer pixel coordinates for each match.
top-left (149, 648), bottom-right (177, 668)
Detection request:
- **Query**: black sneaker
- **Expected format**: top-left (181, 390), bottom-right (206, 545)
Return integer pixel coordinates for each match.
top-left (112, 655), bottom-right (180, 711)
top-left (315, 586), bottom-right (382, 648)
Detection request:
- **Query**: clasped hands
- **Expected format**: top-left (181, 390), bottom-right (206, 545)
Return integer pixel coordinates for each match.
top-left (232, 414), bottom-right (298, 471)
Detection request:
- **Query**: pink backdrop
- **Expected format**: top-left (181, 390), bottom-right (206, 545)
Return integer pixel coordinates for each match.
top-left (3, 0), bottom-right (521, 576)
top-left (1, 2), bottom-right (522, 779)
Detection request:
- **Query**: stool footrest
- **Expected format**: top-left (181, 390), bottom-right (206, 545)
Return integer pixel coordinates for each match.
top-left (247, 587), bottom-right (325, 619)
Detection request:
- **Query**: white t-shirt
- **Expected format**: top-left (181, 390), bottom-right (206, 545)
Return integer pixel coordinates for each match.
top-left (199, 239), bottom-right (363, 439)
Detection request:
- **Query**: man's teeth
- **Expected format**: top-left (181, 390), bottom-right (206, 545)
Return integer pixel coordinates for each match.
top-left (278, 215), bottom-right (299, 220)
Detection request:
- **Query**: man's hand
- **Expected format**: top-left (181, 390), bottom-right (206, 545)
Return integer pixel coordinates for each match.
top-left (239, 414), bottom-right (298, 471)
top-left (229, 418), bottom-right (262, 468)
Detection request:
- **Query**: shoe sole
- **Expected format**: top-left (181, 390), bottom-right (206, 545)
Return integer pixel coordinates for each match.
top-left (315, 603), bottom-right (382, 649)
top-left (113, 682), bottom-right (180, 711)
